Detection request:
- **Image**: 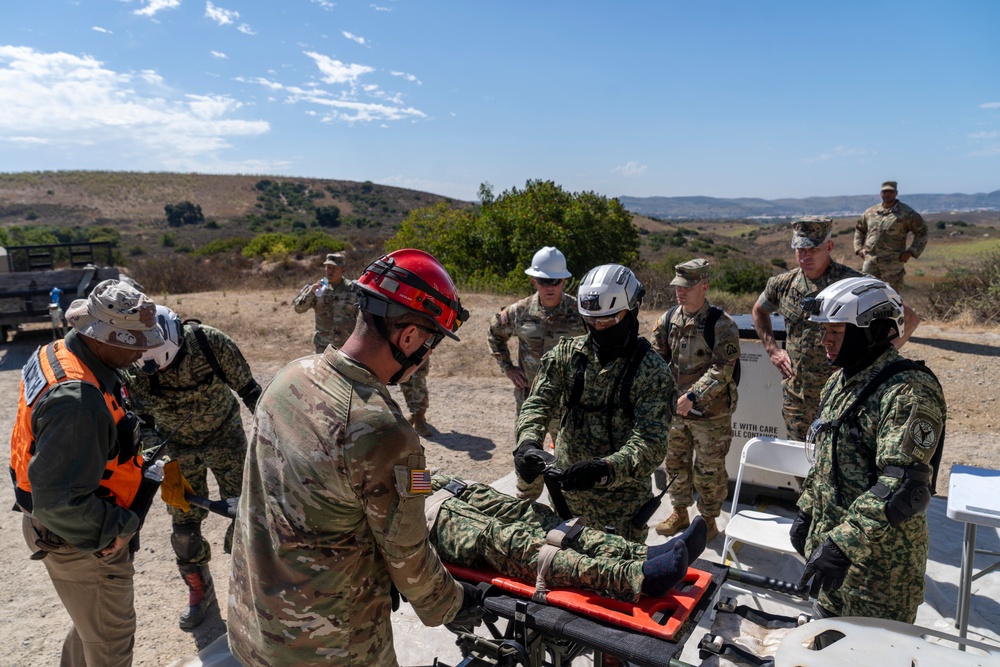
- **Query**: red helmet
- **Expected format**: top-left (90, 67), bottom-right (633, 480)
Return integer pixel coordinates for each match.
top-left (356, 248), bottom-right (469, 340)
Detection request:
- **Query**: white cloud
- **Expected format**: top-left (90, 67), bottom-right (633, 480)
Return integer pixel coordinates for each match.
top-left (236, 76), bottom-right (285, 90)
top-left (210, 50), bottom-right (228, 59)
top-left (237, 24), bottom-right (256, 36)
top-left (133, 0), bottom-right (181, 17)
top-left (92, 26), bottom-right (112, 34)
top-left (803, 145), bottom-right (875, 164)
top-left (612, 161), bottom-right (647, 177)
top-left (969, 131), bottom-right (1000, 140)
top-left (304, 51), bottom-right (373, 85)
top-left (370, 4), bottom-right (391, 11)
top-left (0, 45), bottom-right (269, 166)
top-left (390, 70), bottom-right (421, 85)
top-left (205, 1), bottom-right (239, 26)
top-left (979, 102), bottom-right (1000, 109)
top-left (343, 31), bottom-right (366, 46)
top-left (312, 0), bottom-right (336, 9)
top-left (286, 89), bottom-right (425, 123)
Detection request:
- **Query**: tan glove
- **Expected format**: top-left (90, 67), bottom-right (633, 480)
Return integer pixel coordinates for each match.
top-left (160, 460), bottom-right (194, 512)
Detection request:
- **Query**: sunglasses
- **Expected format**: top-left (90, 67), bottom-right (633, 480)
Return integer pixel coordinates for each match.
top-left (582, 310), bottom-right (626, 329)
top-left (536, 278), bottom-right (564, 287)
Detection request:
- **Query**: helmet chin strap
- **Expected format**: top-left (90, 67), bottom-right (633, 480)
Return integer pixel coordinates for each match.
top-left (371, 314), bottom-right (432, 385)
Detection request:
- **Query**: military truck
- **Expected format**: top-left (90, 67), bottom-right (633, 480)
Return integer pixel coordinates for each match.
top-left (0, 241), bottom-right (126, 343)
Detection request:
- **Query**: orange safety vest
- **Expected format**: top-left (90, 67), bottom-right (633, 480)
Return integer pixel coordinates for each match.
top-left (9, 340), bottom-right (144, 514)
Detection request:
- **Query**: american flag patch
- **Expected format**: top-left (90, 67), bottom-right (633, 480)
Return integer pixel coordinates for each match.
top-left (409, 469), bottom-right (432, 494)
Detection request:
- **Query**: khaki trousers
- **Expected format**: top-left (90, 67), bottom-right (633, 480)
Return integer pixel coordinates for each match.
top-left (23, 514), bottom-right (136, 667)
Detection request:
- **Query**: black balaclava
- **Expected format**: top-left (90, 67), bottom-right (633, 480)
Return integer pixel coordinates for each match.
top-left (590, 309), bottom-right (638, 365)
top-left (832, 321), bottom-right (895, 378)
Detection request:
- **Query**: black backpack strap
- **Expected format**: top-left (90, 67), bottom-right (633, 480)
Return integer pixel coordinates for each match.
top-left (660, 306), bottom-right (678, 364)
top-left (617, 337), bottom-right (651, 421)
top-left (704, 306), bottom-right (722, 351)
top-left (186, 321), bottom-right (229, 386)
top-left (567, 350), bottom-right (588, 409)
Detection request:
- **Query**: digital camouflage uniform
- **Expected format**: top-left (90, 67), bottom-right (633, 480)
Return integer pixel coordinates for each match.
top-left (652, 302), bottom-right (740, 519)
top-left (487, 292), bottom-right (586, 498)
top-left (228, 348), bottom-right (463, 667)
top-left (125, 323), bottom-right (255, 561)
top-left (756, 261), bottom-right (864, 441)
top-left (430, 474), bottom-right (648, 602)
top-left (516, 334), bottom-right (675, 543)
top-left (854, 200), bottom-right (928, 292)
top-left (798, 347), bottom-right (945, 623)
top-left (292, 277), bottom-right (359, 353)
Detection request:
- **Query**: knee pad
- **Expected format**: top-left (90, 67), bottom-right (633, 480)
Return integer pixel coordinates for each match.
top-left (171, 523), bottom-right (204, 562)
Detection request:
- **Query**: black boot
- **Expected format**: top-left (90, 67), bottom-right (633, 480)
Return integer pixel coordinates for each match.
top-left (178, 563), bottom-right (216, 629)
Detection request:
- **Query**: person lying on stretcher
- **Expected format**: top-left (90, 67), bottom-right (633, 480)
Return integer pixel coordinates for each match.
top-left (427, 474), bottom-right (707, 602)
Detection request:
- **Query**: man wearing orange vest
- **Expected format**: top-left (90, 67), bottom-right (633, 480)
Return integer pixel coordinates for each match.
top-left (10, 279), bottom-right (164, 667)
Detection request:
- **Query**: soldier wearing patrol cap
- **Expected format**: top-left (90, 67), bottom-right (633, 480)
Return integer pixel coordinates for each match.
top-left (292, 251), bottom-right (359, 354)
top-left (854, 181), bottom-right (929, 293)
top-left (752, 217), bottom-right (866, 441)
top-left (652, 259), bottom-right (740, 542)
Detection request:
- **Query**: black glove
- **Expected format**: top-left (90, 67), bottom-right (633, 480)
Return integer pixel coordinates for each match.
top-left (798, 538), bottom-right (852, 597)
top-left (513, 440), bottom-right (546, 483)
top-left (449, 582), bottom-right (485, 627)
top-left (789, 510), bottom-right (811, 558)
top-left (559, 459), bottom-right (612, 491)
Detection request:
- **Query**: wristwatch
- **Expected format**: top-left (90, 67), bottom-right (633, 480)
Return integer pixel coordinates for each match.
top-left (686, 391), bottom-right (697, 403)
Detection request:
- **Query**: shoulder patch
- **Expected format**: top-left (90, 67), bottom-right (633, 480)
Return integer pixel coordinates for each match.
top-left (908, 417), bottom-right (938, 451)
top-left (499, 308), bottom-right (509, 326)
top-left (22, 350), bottom-right (47, 406)
top-left (725, 343), bottom-right (738, 357)
top-left (409, 469), bottom-right (432, 494)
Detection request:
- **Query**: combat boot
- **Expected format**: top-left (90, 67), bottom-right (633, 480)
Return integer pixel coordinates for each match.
top-left (703, 517), bottom-right (719, 543)
top-left (409, 412), bottom-right (433, 437)
top-left (178, 564), bottom-right (216, 629)
top-left (654, 508), bottom-right (690, 536)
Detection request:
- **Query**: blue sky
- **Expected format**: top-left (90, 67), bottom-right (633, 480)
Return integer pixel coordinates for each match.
top-left (1, 1), bottom-right (998, 202)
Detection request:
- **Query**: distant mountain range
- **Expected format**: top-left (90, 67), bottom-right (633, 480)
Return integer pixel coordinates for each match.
top-left (618, 190), bottom-right (1000, 220)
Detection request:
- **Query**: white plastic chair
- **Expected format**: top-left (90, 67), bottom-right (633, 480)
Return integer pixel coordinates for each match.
top-left (722, 437), bottom-right (813, 608)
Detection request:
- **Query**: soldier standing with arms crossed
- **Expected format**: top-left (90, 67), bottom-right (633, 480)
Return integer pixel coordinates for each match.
top-left (487, 246), bottom-right (585, 498)
top-left (228, 249), bottom-right (481, 667)
top-left (652, 259), bottom-right (740, 543)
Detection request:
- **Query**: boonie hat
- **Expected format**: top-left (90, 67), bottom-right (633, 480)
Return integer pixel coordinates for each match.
top-left (65, 279), bottom-right (164, 350)
top-left (670, 259), bottom-right (710, 287)
top-left (324, 252), bottom-right (346, 266)
top-left (880, 181), bottom-right (898, 192)
top-left (790, 216), bottom-right (833, 250)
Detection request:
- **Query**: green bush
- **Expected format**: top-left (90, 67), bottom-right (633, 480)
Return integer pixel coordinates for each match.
top-left (194, 237), bottom-right (249, 256)
top-left (712, 257), bottom-right (772, 295)
top-left (771, 258), bottom-right (787, 269)
top-left (241, 231), bottom-right (345, 260)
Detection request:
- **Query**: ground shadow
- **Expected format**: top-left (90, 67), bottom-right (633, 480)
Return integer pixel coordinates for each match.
top-left (424, 430), bottom-right (497, 461)
top-left (910, 336), bottom-right (1000, 358)
top-left (186, 604), bottom-right (228, 653)
top-left (0, 338), bottom-right (39, 371)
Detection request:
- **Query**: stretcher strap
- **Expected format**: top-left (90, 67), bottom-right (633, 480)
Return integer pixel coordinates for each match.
top-left (534, 517), bottom-right (585, 602)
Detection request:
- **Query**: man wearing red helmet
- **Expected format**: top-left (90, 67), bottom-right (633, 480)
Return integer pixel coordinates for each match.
top-left (228, 249), bottom-right (481, 667)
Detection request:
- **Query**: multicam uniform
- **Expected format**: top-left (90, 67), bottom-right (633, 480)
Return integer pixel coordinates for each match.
top-left (854, 201), bottom-right (928, 292)
top-left (228, 348), bottom-right (463, 667)
top-left (517, 335), bottom-right (675, 543)
top-left (756, 262), bottom-right (864, 441)
top-left (430, 474), bottom-right (648, 602)
top-left (292, 277), bottom-right (359, 353)
top-left (652, 303), bottom-right (740, 519)
top-left (124, 323), bottom-right (256, 559)
top-left (400, 360), bottom-right (430, 415)
top-left (798, 347), bottom-right (945, 622)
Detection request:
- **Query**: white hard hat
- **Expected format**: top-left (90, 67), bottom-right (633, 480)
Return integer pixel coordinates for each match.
top-left (139, 305), bottom-right (183, 372)
top-left (805, 277), bottom-right (904, 331)
top-left (577, 264), bottom-right (644, 317)
top-left (524, 246), bottom-right (572, 279)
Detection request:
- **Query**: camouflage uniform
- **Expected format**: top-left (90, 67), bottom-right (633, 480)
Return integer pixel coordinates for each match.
top-left (292, 277), bottom-right (359, 353)
top-left (652, 302), bottom-right (740, 519)
top-left (854, 200), bottom-right (928, 291)
top-left (399, 359), bottom-right (430, 415)
top-left (756, 261), bottom-right (864, 441)
top-left (430, 475), bottom-right (647, 602)
top-left (124, 322), bottom-right (255, 560)
top-left (516, 334), bottom-right (675, 543)
top-left (228, 348), bottom-right (462, 667)
top-left (487, 292), bottom-right (586, 498)
top-left (798, 347), bottom-right (945, 622)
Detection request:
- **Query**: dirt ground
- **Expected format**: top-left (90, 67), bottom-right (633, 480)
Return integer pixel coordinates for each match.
top-left (2, 288), bottom-right (999, 666)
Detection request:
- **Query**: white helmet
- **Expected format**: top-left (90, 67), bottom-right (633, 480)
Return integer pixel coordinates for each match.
top-left (577, 264), bottom-right (644, 317)
top-left (806, 277), bottom-right (904, 332)
top-left (524, 246), bottom-right (572, 279)
top-left (139, 305), bottom-right (184, 373)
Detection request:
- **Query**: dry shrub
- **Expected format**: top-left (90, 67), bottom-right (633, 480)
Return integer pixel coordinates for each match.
top-left (926, 250), bottom-right (1000, 324)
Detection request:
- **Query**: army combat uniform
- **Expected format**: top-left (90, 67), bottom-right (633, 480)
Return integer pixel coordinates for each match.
top-left (756, 261), bottom-right (863, 441)
top-left (854, 200), bottom-right (928, 292)
top-left (292, 277), bottom-right (359, 353)
top-left (798, 347), bottom-right (945, 622)
top-left (124, 323), bottom-right (257, 563)
top-left (488, 292), bottom-right (586, 498)
top-left (517, 335), bottom-right (675, 543)
top-left (430, 474), bottom-right (648, 602)
top-left (399, 359), bottom-right (430, 422)
top-left (652, 302), bottom-right (740, 520)
top-left (228, 348), bottom-right (463, 667)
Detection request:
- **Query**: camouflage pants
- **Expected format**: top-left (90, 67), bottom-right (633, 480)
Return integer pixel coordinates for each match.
top-left (400, 360), bottom-right (429, 415)
top-left (313, 328), bottom-right (351, 354)
top-left (782, 384), bottom-right (824, 443)
top-left (665, 415), bottom-right (733, 518)
top-left (166, 417), bottom-right (247, 565)
top-left (431, 475), bottom-right (647, 602)
top-left (862, 258), bottom-right (906, 292)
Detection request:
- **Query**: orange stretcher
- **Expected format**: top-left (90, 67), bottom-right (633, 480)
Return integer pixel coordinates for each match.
top-left (445, 562), bottom-right (714, 641)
